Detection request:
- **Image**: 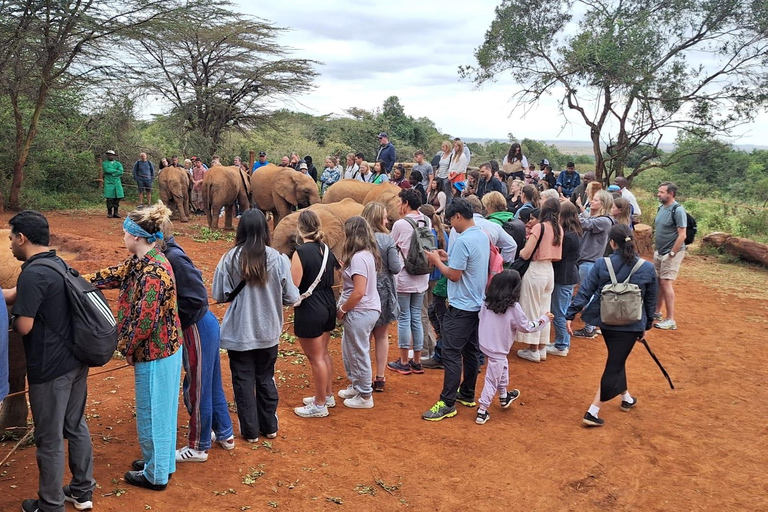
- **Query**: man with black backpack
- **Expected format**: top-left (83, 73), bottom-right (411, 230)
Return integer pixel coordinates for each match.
top-left (4, 211), bottom-right (95, 512)
top-left (653, 182), bottom-right (688, 331)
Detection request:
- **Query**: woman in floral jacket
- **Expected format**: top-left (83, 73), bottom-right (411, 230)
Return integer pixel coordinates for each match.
top-left (86, 202), bottom-right (182, 491)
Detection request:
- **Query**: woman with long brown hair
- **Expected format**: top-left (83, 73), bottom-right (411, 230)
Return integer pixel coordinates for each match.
top-left (336, 217), bottom-right (382, 409)
top-left (291, 210), bottom-right (340, 417)
top-left (212, 209), bottom-right (299, 440)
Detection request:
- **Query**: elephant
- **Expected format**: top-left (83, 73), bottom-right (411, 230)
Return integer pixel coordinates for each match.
top-left (0, 229), bottom-right (27, 432)
top-left (251, 164), bottom-right (321, 227)
top-left (202, 165), bottom-right (251, 230)
top-left (158, 166), bottom-right (191, 222)
top-left (321, 179), bottom-right (375, 205)
top-left (271, 198), bottom-right (364, 261)
top-left (363, 183), bottom-right (403, 225)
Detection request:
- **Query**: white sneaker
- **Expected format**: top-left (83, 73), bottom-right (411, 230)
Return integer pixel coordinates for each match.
top-left (654, 319), bottom-right (677, 330)
top-left (175, 446), bottom-right (208, 462)
top-left (303, 395), bottom-right (336, 408)
top-left (539, 348), bottom-right (547, 361)
top-left (217, 434), bottom-right (235, 450)
top-left (338, 385), bottom-right (357, 399)
top-left (294, 402), bottom-right (330, 418)
top-left (546, 345), bottom-right (569, 357)
top-left (517, 348), bottom-right (540, 362)
top-left (343, 394), bottom-right (374, 409)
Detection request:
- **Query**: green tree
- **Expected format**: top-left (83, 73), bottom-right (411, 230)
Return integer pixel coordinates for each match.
top-left (464, 0), bottom-right (768, 185)
top-left (123, 0), bottom-right (318, 159)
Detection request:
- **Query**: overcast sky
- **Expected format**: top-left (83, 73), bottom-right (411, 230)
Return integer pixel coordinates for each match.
top-left (231, 0), bottom-right (767, 146)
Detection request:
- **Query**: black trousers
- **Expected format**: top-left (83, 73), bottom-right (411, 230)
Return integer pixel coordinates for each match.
top-left (600, 329), bottom-right (641, 402)
top-left (228, 346), bottom-right (279, 439)
top-left (439, 306), bottom-right (480, 407)
top-left (106, 198), bottom-right (121, 212)
top-left (429, 295), bottom-right (447, 361)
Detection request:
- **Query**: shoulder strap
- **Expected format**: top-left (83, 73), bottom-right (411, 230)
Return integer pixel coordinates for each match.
top-left (224, 279), bottom-right (246, 303)
top-left (531, 223), bottom-right (545, 256)
top-left (624, 258), bottom-right (646, 283)
top-left (29, 257), bottom-right (71, 276)
top-left (604, 257), bottom-right (618, 285)
top-left (296, 244), bottom-right (329, 304)
top-left (404, 217), bottom-right (418, 229)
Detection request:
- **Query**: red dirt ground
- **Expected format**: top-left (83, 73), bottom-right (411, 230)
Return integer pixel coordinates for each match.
top-left (0, 207), bottom-right (766, 512)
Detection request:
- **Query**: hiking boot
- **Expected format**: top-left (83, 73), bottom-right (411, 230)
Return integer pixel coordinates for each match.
top-left (499, 389), bottom-right (520, 408)
top-left (372, 377), bottom-right (386, 392)
top-left (422, 401), bottom-right (457, 421)
top-left (456, 393), bottom-right (476, 408)
top-left (620, 397), bottom-right (638, 412)
top-left (343, 394), bottom-right (374, 409)
top-left (387, 360), bottom-right (412, 375)
top-left (654, 319), bottom-right (677, 330)
top-left (175, 446), bottom-right (208, 463)
top-left (303, 395), bottom-right (336, 407)
top-left (63, 486), bottom-right (93, 511)
top-left (546, 345), bottom-right (569, 357)
top-left (475, 409), bottom-right (490, 425)
top-left (408, 360), bottom-right (424, 374)
top-left (421, 358), bottom-right (444, 369)
top-left (294, 402), bottom-right (329, 418)
top-left (582, 412), bottom-right (605, 427)
top-left (338, 385), bottom-right (357, 399)
top-left (517, 348), bottom-right (540, 362)
top-left (572, 328), bottom-right (598, 339)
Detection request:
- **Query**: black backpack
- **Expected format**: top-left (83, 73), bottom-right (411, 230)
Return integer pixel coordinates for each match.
top-left (500, 219), bottom-right (526, 260)
top-left (31, 259), bottom-right (118, 367)
top-left (671, 204), bottom-right (697, 245)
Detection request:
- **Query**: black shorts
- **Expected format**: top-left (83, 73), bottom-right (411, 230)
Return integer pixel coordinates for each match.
top-left (294, 300), bottom-right (336, 339)
top-left (137, 177), bottom-right (153, 193)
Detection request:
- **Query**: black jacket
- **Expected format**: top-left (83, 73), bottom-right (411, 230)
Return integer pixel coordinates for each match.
top-left (164, 237), bottom-right (209, 329)
top-left (553, 231), bottom-right (581, 285)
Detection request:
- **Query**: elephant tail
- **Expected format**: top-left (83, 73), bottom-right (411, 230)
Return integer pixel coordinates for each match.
top-left (202, 179), bottom-right (213, 212)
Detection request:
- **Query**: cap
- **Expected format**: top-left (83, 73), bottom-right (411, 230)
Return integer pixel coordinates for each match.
top-left (377, 132), bottom-right (388, 139)
top-left (106, 150), bottom-right (116, 155)
top-left (607, 184), bottom-right (621, 192)
top-left (540, 159), bottom-right (549, 166)
top-left (454, 181), bottom-right (466, 192)
top-left (299, 162), bottom-right (308, 170)
top-left (258, 151), bottom-right (266, 156)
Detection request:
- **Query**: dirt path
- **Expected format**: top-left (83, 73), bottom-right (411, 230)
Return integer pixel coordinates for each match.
top-left (0, 208), bottom-right (766, 511)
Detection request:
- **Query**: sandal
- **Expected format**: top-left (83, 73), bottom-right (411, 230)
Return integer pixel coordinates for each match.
top-left (373, 376), bottom-right (386, 392)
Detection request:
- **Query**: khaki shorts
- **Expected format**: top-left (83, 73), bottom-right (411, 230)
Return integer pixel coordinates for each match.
top-left (654, 250), bottom-right (685, 280)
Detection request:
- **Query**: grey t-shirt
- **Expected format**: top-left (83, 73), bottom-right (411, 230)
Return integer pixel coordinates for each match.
top-left (412, 162), bottom-right (433, 190)
top-left (655, 202), bottom-right (687, 255)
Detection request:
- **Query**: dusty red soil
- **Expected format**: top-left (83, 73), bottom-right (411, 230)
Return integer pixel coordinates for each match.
top-left (0, 206), bottom-right (766, 511)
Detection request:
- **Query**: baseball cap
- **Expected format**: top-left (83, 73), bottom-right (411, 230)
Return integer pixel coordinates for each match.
top-left (299, 162), bottom-right (308, 170)
top-left (377, 132), bottom-right (388, 139)
top-left (454, 181), bottom-right (466, 192)
top-left (607, 184), bottom-right (621, 192)
top-left (258, 151), bottom-right (266, 156)
top-left (540, 159), bottom-right (549, 166)
top-left (106, 150), bottom-right (116, 155)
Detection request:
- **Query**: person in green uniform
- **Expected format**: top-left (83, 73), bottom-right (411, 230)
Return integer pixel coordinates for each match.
top-left (103, 150), bottom-right (125, 218)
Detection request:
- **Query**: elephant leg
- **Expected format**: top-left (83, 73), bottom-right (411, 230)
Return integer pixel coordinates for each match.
top-left (0, 333), bottom-right (28, 432)
top-left (210, 203), bottom-right (221, 229)
top-left (223, 203), bottom-right (234, 230)
top-left (183, 191), bottom-right (191, 219)
top-left (273, 200), bottom-right (293, 228)
top-left (174, 193), bottom-right (189, 222)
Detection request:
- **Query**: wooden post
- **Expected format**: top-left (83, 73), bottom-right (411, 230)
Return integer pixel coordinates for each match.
top-left (248, 150), bottom-right (255, 173)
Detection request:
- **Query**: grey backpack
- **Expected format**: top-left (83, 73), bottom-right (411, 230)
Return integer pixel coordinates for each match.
top-left (600, 258), bottom-right (646, 326)
top-left (401, 217), bottom-right (437, 275)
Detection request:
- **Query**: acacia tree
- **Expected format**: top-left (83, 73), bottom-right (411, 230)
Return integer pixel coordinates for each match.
top-left (0, 0), bottom-right (186, 211)
top-left (463, 0), bottom-right (768, 184)
top-left (123, 1), bottom-right (318, 158)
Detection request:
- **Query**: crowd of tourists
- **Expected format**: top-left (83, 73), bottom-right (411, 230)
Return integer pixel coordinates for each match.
top-left (1, 133), bottom-right (690, 511)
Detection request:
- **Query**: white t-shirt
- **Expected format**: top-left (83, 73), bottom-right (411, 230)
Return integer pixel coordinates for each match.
top-left (344, 164), bottom-right (359, 180)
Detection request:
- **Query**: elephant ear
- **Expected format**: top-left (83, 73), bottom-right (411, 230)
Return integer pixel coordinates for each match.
top-left (278, 171), bottom-right (299, 205)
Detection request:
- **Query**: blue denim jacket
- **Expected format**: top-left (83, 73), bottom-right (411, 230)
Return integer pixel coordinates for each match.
top-left (566, 254), bottom-right (658, 332)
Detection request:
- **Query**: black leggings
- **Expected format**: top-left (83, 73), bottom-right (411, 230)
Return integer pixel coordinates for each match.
top-left (599, 329), bottom-right (641, 402)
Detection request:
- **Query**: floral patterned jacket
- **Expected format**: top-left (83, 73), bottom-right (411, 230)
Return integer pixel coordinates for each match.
top-left (85, 248), bottom-right (182, 362)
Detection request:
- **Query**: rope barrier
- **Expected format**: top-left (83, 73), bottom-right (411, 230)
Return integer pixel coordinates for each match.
top-left (3, 364), bottom-right (131, 401)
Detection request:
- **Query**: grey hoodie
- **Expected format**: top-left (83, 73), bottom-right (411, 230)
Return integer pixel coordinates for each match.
top-left (212, 246), bottom-right (299, 351)
top-left (578, 214), bottom-right (615, 264)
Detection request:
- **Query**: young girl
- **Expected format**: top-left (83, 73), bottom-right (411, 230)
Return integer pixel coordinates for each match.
top-left (371, 160), bottom-right (390, 184)
top-left (361, 202), bottom-right (401, 392)
top-left (336, 216), bottom-right (382, 408)
top-left (291, 210), bottom-right (340, 417)
top-left (86, 203), bottom-right (182, 490)
top-left (320, 156), bottom-right (341, 195)
top-left (476, 270), bottom-right (552, 424)
top-left (212, 209), bottom-right (299, 440)
top-left (427, 178), bottom-right (447, 216)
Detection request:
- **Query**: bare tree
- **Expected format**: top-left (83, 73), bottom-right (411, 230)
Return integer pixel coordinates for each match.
top-left (0, 0), bottom-right (188, 210)
top-left (122, 0), bottom-right (319, 158)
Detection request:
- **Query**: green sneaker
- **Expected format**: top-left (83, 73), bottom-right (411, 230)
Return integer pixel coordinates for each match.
top-left (422, 401), bottom-right (457, 421)
top-left (456, 394), bottom-right (477, 407)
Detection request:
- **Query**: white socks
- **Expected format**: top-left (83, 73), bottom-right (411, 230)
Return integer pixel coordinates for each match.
top-left (588, 404), bottom-right (600, 417)
top-left (622, 392), bottom-right (633, 403)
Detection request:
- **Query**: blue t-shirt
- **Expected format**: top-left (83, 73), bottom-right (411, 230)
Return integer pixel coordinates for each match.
top-left (446, 225), bottom-right (490, 312)
top-left (252, 160), bottom-right (269, 172)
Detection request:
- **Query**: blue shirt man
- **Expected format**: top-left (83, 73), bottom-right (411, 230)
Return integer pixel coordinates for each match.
top-left (252, 151), bottom-right (269, 172)
top-left (556, 162), bottom-right (581, 198)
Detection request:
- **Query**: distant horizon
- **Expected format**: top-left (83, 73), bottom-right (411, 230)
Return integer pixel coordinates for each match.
top-left (460, 137), bottom-right (768, 152)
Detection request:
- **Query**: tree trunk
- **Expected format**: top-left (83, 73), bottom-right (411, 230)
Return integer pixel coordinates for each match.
top-left (592, 129), bottom-right (605, 183)
top-left (8, 84), bottom-right (49, 211)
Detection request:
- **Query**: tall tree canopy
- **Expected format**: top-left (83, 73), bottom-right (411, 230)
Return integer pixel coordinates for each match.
top-left (464, 0), bottom-right (768, 183)
top-left (123, 0), bottom-right (319, 158)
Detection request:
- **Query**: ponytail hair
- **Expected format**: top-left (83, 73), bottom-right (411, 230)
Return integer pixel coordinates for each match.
top-left (297, 209), bottom-right (325, 243)
top-left (608, 224), bottom-right (638, 264)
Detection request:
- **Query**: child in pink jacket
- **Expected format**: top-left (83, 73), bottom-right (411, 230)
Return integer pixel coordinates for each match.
top-left (477, 270), bottom-right (552, 424)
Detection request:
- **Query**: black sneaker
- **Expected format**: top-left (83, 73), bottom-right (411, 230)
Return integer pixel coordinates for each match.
top-left (499, 389), bottom-right (520, 409)
top-left (132, 459), bottom-right (145, 471)
top-left (124, 470), bottom-right (167, 491)
top-left (582, 412), bottom-right (605, 427)
top-left (408, 359), bottom-right (424, 374)
top-left (421, 358), bottom-right (444, 370)
top-left (475, 409), bottom-right (490, 425)
top-left (21, 499), bottom-right (39, 512)
top-left (455, 393), bottom-right (476, 408)
top-left (63, 486), bottom-right (93, 511)
top-left (620, 397), bottom-right (638, 412)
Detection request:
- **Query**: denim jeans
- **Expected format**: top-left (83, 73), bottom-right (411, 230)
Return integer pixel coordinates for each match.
top-left (397, 292), bottom-right (425, 351)
top-left (578, 261), bottom-right (596, 332)
top-left (551, 283), bottom-right (574, 350)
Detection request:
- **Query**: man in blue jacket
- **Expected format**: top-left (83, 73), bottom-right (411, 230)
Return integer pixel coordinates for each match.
top-left (376, 132), bottom-right (396, 174)
top-left (556, 162), bottom-right (581, 198)
top-left (132, 152), bottom-right (155, 206)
